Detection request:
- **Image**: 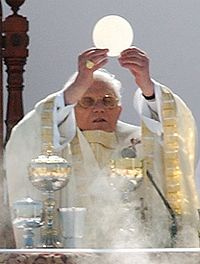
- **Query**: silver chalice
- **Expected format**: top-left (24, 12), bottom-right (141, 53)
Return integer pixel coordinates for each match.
top-left (28, 149), bottom-right (71, 248)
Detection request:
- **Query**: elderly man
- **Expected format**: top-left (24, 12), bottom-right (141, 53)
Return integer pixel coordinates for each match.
top-left (6, 47), bottom-right (200, 248)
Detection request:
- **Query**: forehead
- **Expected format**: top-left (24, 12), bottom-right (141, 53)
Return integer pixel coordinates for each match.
top-left (83, 80), bottom-right (116, 97)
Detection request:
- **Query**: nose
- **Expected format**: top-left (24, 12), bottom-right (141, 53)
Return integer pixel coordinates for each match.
top-left (92, 100), bottom-right (105, 112)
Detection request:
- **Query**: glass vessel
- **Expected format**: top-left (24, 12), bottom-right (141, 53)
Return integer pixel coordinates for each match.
top-left (28, 150), bottom-right (71, 248)
top-left (12, 197), bottom-right (43, 248)
top-left (109, 157), bottom-right (143, 202)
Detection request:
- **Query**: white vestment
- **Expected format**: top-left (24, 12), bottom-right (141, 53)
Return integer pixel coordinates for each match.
top-left (5, 81), bottom-right (200, 248)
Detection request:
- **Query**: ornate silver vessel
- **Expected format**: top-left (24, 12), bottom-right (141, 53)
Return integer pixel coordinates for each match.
top-left (28, 150), bottom-right (71, 248)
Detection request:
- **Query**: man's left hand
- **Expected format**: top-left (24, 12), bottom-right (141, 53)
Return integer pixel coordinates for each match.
top-left (118, 46), bottom-right (154, 96)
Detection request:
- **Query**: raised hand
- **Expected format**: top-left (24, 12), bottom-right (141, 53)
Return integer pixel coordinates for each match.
top-left (64, 48), bottom-right (108, 105)
top-left (76, 48), bottom-right (109, 88)
top-left (118, 46), bottom-right (154, 96)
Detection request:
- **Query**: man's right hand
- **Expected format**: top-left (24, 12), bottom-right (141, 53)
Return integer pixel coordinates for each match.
top-left (64, 48), bottom-right (108, 105)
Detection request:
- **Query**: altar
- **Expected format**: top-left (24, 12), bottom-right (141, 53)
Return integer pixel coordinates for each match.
top-left (0, 248), bottom-right (200, 264)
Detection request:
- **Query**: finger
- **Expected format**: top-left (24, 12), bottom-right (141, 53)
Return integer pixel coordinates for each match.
top-left (95, 57), bottom-right (108, 69)
top-left (84, 57), bottom-right (108, 72)
top-left (79, 56), bottom-right (108, 73)
top-left (120, 46), bottom-right (146, 56)
top-left (119, 55), bottom-right (149, 69)
top-left (119, 62), bottom-right (144, 73)
top-left (79, 49), bottom-right (108, 68)
top-left (88, 53), bottom-right (108, 65)
top-left (119, 56), bottom-right (148, 68)
top-left (120, 51), bottom-right (148, 62)
top-left (79, 48), bottom-right (109, 59)
top-left (120, 62), bottom-right (143, 70)
top-left (79, 56), bottom-right (108, 72)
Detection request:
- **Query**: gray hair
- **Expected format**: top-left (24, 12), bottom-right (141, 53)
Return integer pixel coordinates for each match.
top-left (62, 69), bottom-right (122, 104)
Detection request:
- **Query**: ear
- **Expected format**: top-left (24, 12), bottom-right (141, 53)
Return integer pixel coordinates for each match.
top-left (117, 105), bottom-right (122, 118)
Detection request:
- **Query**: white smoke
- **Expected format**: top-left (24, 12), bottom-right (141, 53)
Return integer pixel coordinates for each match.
top-left (80, 168), bottom-right (156, 249)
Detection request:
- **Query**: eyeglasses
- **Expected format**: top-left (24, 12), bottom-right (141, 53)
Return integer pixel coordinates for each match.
top-left (77, 95), bottom-right (119, 109)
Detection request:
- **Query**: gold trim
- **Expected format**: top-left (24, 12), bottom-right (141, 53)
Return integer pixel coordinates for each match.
top-left (142, 87), bottom-right (184, 215)
top-left (161, 88), bottom-right (183, 215)
top-left (41, 98), bottom-right (55, 152)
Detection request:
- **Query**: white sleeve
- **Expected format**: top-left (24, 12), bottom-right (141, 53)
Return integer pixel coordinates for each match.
top-left (133, 80), bottom-right (163, 136)
top-left (52, 91), bottom-right (77, 149)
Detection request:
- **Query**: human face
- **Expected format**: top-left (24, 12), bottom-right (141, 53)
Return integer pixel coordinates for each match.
top-left (75, 80), bottom-right (122, 132)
